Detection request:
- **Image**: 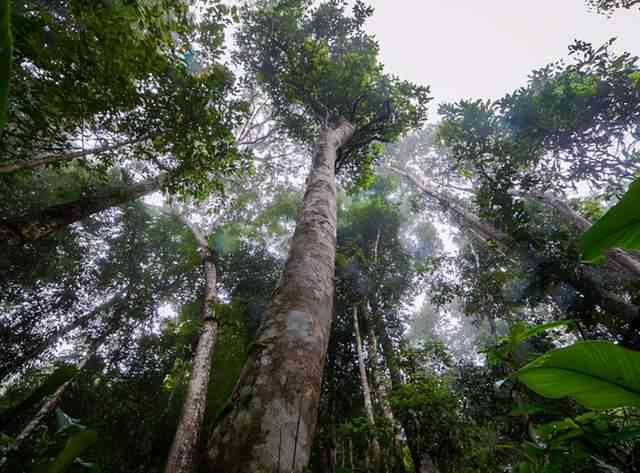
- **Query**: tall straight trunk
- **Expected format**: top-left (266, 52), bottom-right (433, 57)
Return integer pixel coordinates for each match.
top-left (364, 302), bottom-right (407, 473)
top-left (0, 138), bottom-right (143, 174)
top-left (164, 256), bottom-right (218, 473)
top-left (0, 174), bottom-right (164, 244)
top-left (0, 294), bottom-right (122, 382)
top-left (376, 318), bottom-right (437, 473)
top-left (353, 306), bottom-right (376, 425)
top-left (353, 306), bottom-right (381, 471)
top-left (204, 121), bottom-right (354, 473)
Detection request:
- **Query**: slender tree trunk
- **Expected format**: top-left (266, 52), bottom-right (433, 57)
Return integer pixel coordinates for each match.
top-left (353, 306), bottom-right (381, 472)
top-left (203, 121), bottom-right (354, 473)
top-left (9, 332), bottom-right (109, 454)
top-left (0, 294), bottom-right (123, 382)
top-left (392, 167), bottom-right (640, 333)
top-left (354, 306), bottom-right (376, 425)
top-left (0, 138), bottom-right (143, 174)
top-left (0, 174), bottom-right (164, 244)
top-left (526, 191), bottom-right (640, 279)
top-left (365, 302), bottom-right (406, 473)
top-left (164, 256), bottom-right (218, 473)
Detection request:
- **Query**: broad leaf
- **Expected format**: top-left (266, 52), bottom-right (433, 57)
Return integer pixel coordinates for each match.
top-left (517, 341), bottom-right (640, 409)
top-left (33, 430), bottom-right (98, 473)
top-left (579, 177), bottom-right (640, 261)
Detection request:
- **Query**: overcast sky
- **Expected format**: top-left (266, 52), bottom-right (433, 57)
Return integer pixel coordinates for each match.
top-left (364, 1), bottom-right (640, 116)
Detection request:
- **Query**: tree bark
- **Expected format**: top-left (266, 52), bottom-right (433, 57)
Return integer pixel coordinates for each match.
top-left (363, 302), bottom-right (405, 473)
top-left (164, 256), bottom-right (218, 473)
top-left (0, 138), bottom-right (143, 174)
top-left (203, 121), bottom-right (354, 473)
top-left (0, 174), bottom-right (164, 244)
top-left (354, 306), bottom-right (376, 425)
top-left (525, 191), bottom-right (640, 279)
top-left (392, 167), bottom-right (640, 331)
top-left (353, 305), bottom-right (381, 471)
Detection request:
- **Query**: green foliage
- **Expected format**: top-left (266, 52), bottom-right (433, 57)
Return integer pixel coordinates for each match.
top-left (517, 341), bottom-right (640, 409)
top-left (236, 0), bottom-right (430, 183)
top-left (486, 320), bottom-right (574, 367)
top-left (579, 177), bottom-right (640, 261)
top-left (33, 430), bottom-right (98, 473)
top-left (0, 0), bottom-right (11, 130)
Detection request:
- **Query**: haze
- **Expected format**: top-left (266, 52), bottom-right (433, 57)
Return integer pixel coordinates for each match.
top-left (366, 0), bottom-right (640, 112)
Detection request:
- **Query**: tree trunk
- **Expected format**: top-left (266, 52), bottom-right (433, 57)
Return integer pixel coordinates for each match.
top-left (392, 167), bottom-right (640, 335)
top-left (526, 191), bottom-right (640, 279)
top-left (353, 305), bottom-right (381, 470)
top-left (164, 256), bottom-right (218, 473)
top-left (0, 138), bottom-right (143, 174)
top-left (203, 121), bottom-right (354, 473)
top-left (0, 294), bottom-right (122, 382)
top-left (354, 306), bottom-right (376, 425)
top-left (9, 332), bottom-right (109, 454)
top-left (0, 174), bottom-right (164, 244)
top-left (364, 302), bottom-right (406, 473)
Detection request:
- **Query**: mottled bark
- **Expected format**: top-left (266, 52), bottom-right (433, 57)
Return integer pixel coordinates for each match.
top-left (164, 257), bottom-right (218, 473)
top-left (0, 138), bottom-right (143, 174)
top-left (203, 121), bottom-right (354, 473)
top-left (0, 175), bottom-right (164, 244)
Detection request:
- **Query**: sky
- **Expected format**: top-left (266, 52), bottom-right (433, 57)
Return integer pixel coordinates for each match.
top-left (364, 0), bottom-right (640, 115)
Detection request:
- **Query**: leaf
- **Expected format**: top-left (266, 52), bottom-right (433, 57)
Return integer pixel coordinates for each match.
top-left (55, 408), bottom-right (83, 434)
top-left (0, 0), bottom-right (12, 130)
top-left (33, 430), bottom-right (98, 473)
top-left (516, 341), bottom-right (640, 409)
top-left (579, 177), bottom-right (640, 261)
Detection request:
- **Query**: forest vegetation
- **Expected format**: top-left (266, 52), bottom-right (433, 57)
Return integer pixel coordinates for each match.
top-left (1, 1), bottom-right (640, 472)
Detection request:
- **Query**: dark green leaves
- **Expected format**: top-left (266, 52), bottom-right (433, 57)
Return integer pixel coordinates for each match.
top-left (33, 430), bottom-right (98, 473)
top-left (0, 0), bottom-right (10, 130)
top-left (579, 177), bottom-right (640, 261)
top-left (235, 0), bottom-right (430, 180)
top-left (517, 341), bottom-right (640, 409)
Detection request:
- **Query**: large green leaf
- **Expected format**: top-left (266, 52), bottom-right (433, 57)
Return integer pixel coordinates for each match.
top-left (33, 430), bottom-right (98, 473)
top-left (516, 341), bottom-right (640, 409)
top-left (0, 0), bottom-right (11, 130)
top-left (579, 177), bottom-right (640, 261)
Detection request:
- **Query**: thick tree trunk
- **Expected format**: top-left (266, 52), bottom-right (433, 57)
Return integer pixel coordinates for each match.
top-left (0, 294), bottom-right (122, 382)
top-left (0, 138), bottom-right (143, 174)
top-left (203, 121), bottom-right (354, 473)
top-left (0, 174), bottom-right (164, 244)
top-left (164, 257), bottom-right (218, 473)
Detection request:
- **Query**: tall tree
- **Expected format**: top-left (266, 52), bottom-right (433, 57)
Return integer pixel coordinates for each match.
top-left (204, 1), bottom-right (429, 470)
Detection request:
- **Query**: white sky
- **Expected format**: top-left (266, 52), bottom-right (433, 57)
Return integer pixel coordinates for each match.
top-left (364, 0), bottom-right (640, 115)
